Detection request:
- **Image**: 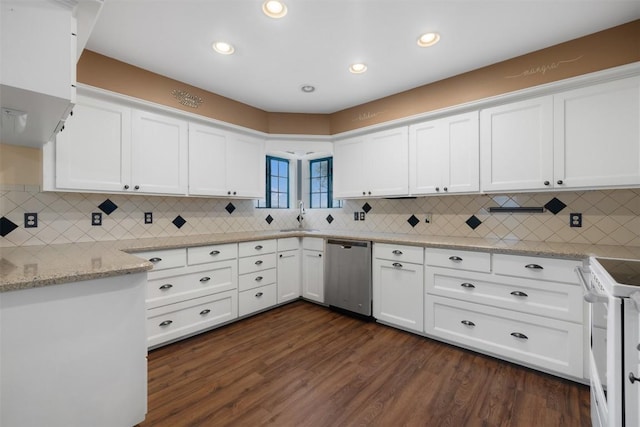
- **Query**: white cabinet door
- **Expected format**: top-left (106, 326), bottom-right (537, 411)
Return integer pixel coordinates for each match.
top-left (131, 110), bottom-right (188, 195)
top-left (480, 96), bottom-right (554, 192)
top-left (55, 96), bottom-right (131, 192)
top-left (302, 249), bottom-right (324, 303)
top-left (333, 135), bottom-right (365, 198)
top-left (277, 249), bottom-right (301, 303)
top-left (373, 259), bottom-right (424, 332)
top-left (410, 111), bottom-right (478, 195)
top-left (554, 76), bottom-right (640, 189)
top-left (366, 126), bottom-right (409, 197)
top-left (226, 133), bottom-right (265, 198)
top-left (188, 123), bottom-right (229, 196)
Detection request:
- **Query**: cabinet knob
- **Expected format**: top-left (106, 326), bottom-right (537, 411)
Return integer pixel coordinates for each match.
top-left (134, 185), bottom-right (140, 190)
top-left (255, 292), bottom-right (264, 298)
top-left (318, 253), bottom-right (322, 257)
top-left (279, 254), bottom-right (283, 258)
top-left (510, 332), bottom-right (528, 340)
top-left (200, 309), bottom-right (211, 316)
top-left (461, 320), bottom-right (475, 327)
top-left (543, 181), bottom-right (550, 186)
top-left (630, 372), bottom-right (640, 384)
top-left (228, 191), bottom-right (232, 195)
top-left (557, 180), bottom-right (564, 185)
top-left (233, 191), bottom-right (237, 195)
top-left (255, 260), bottom-right (263, 265)
top-left (255, 276), bottom-right (263, 281)
top-left (510, 291), bottom-right (528, 297)
top-left (443, 187), bottom-right (448, 192)
top-left (363, 191), bottom-right (366, 195)
top-left (123, 184), bottom-right (130, 190)
top-left (199, 276), bottom-right (211, 282)
top-left (159, 320), bottom-right (173, 327)
top-left (159, 284), bottom-right (173, 290)
top-left (435, 187), bottom-right (440, 192)
top-left (368, 191), bottom-right (371, 195)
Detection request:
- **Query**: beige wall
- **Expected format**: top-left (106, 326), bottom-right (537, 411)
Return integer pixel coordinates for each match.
top-left (0, 144), bottom-right (42, 185)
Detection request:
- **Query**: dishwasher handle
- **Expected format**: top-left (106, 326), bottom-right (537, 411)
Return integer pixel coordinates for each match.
top-left (327, 239), bottom-right (370, 249)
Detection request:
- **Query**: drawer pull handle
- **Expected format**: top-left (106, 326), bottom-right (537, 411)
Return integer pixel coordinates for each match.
top-left (159, 284), bottom-right (173, 290)
top-left (525, 264), bottom-right (543, 270)
top-left (461, 320), bottom-right (475, 327)
top-left (200, 277), bottom-right (211, 282)
top-left (255, 276), bottom-right (263, 281)
top-left (209, 250), bottom-right (221, 256)
top-left (200, 309), bottom-right (211, 316)
top-left (392, 250), bottom-right (403, 255)
top-left (255, 260), bottom-right (263, 265)
top-left (449, 256), bottom-right (463, 262)
top-left (159, 320), bottom-right (173, 327)
top-left (255, 292), bottom-right (264, 297)
top-left (510, 332), bottom-right (528, 340)
top-left (149, 257), bottom-right (162, 263)
top-left (460, 283), bottom-right (475, 289)
top-left (255, 245), bottom-right (263, 250)
top-left (510, 291), bottom-right (528, 297)
top-left (629, 372), bottom-right (640, 384)
top-left (392, 262), bottom-right (403, 268)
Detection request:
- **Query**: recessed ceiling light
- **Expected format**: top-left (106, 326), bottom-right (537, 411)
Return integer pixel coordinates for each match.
top-left (349, 63), bottom-right (367, 74)
top-left (301, 85), bottom-right (315, 93)
top-left (417, 32), bottom-right (440, 47)
top-left (212, 41), bottom-right (235, 55)
top-left (262, 0), bottom-right (287, 18)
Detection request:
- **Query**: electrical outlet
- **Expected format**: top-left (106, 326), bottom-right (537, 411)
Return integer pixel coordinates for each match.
top-left (570, 213), bottom-right (582, 227)
top-left (359, 212), bottom-right (365, 221)
top-left (92, 212), bottom-right (102, 226)
top-left (354, 212), bottom-right (359, 221)
top-left (24, 213), bottom-right (38, 228)
top-left (425, 213), bottom-right (432, 224)
top-left (144, 212), bottom-right (153, 224)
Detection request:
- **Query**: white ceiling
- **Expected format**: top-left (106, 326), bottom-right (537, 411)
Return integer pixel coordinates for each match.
top-left (86, 0), bottom-right (640, 114)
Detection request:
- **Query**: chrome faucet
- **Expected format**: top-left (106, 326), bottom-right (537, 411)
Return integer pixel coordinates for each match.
top-left (298, 200), bottom-right (305, 228)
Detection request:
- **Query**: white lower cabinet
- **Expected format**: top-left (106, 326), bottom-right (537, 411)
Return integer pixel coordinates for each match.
top-left (373, 243), bottom-right (424, 332)
top-left (302, 237), bottom-right (325, 303)
top-left (277, 238), bottom-right (302, 304)
top-left (238, 240), bottom-right (279, 316)
top-left (136, 244), bottom-right (239, 348)
top-left (424, 248), bottom-right (584, 379)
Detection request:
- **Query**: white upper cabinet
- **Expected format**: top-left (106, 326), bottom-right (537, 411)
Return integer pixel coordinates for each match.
top-left (131, 110), bottom-right (188, 195)
top-left (188, 123), bottom-right (265, 198)
top-left (553, 76), bottom-right (640, 189)
top-left (480, 96), bottom-right (554, 192)
top-left (334, 126), bottom-right (409, 198)
top-left (55, 96), bottom-right (131, 192)
top-left (409, 111), bottom-right (479, 195)
top-left (1, 1), bottom-right (76, 147)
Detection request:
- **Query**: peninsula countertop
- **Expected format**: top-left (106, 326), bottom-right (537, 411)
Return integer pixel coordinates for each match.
top-left (2, 229), bottom-right (640, 292)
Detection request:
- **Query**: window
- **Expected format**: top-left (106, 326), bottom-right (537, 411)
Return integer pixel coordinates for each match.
top-left (257, 156), bottom-right (289, 208)
top-left (309, 157), bottom-right (341, 208)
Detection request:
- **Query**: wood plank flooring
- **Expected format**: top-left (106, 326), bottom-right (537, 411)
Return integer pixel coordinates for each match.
top-left (138, 301), bottom-right (590, 427)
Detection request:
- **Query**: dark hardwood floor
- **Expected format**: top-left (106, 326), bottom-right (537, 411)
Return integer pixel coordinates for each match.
top-left (138, 300), bottom-right (590, 427)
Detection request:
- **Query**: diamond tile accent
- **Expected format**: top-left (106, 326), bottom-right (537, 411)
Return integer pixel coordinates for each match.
top-left (466, 215), bottom-right (482, 230)
top-left (172, 215), bottom-right (187, 229)
top-left (265, 214), bottom-right (274, 224)
top-left (98, 199), bottom-right (118, 215)
top-left (326, 214), bottom-right (334, 224)
top-left (407, 215), bottom-right (420, 228)
top-left (362, 202), bottom-right (372, 213)
top-left (544, 197), bottom-right (567, 215)
top-left (0, 217), bottom-right (18, 237)
top-left (225, 203), bottom-right (236, 214)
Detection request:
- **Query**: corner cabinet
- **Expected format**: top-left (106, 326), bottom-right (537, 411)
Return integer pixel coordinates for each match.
top-left (409, 111), bottom-right (479, 195)
top-left (333, 126), bottom-right (409, 198)
top-left (188, 123), bottom-right (265, 198)
top-left (47, 94), bottom-right (188, 195)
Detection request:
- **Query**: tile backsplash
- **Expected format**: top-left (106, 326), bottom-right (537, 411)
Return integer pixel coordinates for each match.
top-left (1, 185), bottom-right (639, 248)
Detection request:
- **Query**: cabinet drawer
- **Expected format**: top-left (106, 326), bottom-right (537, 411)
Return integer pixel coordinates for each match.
top-left (147, 290), bottom-right (238, 348)
top-left (277, 237), bottom-right (299, 252)
top-left (239, 284), bottom-right (277, 317)
top-left (135, 248), bottom-right (186, 271)
top-left (425, 295), bottom-right (583, 378)
top-left (373, 243), bottom-right (423, 264)
top-left (302, 237), bottom-right (324, 251)
top-left (147, 259), bottom-right (237, 309)
top-left (187, 243), bottom-right (237, 265)
top-left (426, 267), bottom-right (582, 322)
top-left (239, 253), bottom-right (277, 274)
top-left (424, 248), bottom-right (490, 273)
top-left (239, 268), bottom-right (277, 292)
top-left (493, 254), bottom-right (582, 283)
top-left (238, 240), bottom-right (276, 257)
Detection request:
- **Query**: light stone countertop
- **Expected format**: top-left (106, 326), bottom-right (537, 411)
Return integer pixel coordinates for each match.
top-left (2, 229), bottom-right (640, 293)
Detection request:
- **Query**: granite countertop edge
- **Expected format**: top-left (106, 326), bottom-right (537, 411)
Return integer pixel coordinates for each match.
top-left (2, 230), bottom-right (639, 292)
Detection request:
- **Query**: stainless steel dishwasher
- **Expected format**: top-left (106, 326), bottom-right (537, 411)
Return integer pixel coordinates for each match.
top-left (325, 239), bottom-right (372, 317)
